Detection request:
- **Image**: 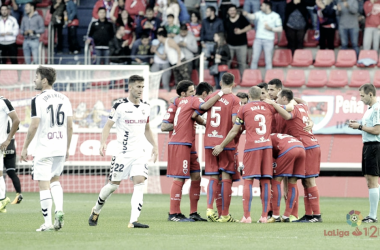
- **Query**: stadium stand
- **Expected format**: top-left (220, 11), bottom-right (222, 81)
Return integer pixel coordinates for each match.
top-left (335, 50), bottom-right (357, 68)
top-left (291, 49), bottom-right (313, 67)
top-left (285, 69), bottom-right (305, 88)
top-left (314, 50), bottom-right (335, 67)
top-left (264, 69), bottom-right (285, 83)
top-left (327, 70), bottom-right (348, 88)
top-left (240, 69), bottom-right (262, 87)
top-left (307, 70), bottom-right (328, 88)
top-left (349, 70), bottom-right (371, 88)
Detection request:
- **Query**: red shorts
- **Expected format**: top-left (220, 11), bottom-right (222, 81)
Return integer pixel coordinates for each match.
top-left (273, 147), bottom-right (305, 178)
top-left (242, 148), bottom-right (273, 179)
top-left (167, 144), bottom-right (192, 178)
top-left (190, 152), bottom-right (200, 173)
top-left (305, 146), bottom-right (321, 178)
top-left (232, 151), bottom-right (241, 182)
top-left (205, 149), bottom-right (235, 175)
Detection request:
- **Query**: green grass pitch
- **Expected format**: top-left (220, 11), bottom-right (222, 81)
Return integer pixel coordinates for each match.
top-left (1, 192), bottom-right (379, 249)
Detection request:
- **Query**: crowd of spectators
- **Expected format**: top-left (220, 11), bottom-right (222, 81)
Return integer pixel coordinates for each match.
top-left (1, 0), bottom-right (380, 90)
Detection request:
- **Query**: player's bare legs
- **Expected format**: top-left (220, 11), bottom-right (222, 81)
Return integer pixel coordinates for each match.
top-left (206, 174), bottom-right (219, 221)
top-left (128, 175), bottom-right (149, 228)
top-left (188, 172), bottom-right (206, 221)
top-left (217, 172), bottom-right (238, 222)
top-left (364, 175), bottom-right (379, 222)
top-left (50, 176), bottom-right (64, 230)
top-left (242, 177), bottom-right (253, 223)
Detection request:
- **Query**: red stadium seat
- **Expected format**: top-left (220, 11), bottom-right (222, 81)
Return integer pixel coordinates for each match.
top-left (273, 49), bottom-right (292, 67)
top-left (291, 49), bottom-right (313, 67)
top-left (240, 69), bottom-right (262, 87)
top-left (247, 29), bottom-right (255, 47)
top-left (37, 9), bottom-right (44, 18)
top-left (357, 50), bottom-right (378, 67)
top-left (37, 0), bottom-right (51, 7)
top-left (285, 69), bottom-right (305, 87)
top-left (258, 51), bottom-right (265, 67)
top-left (314, 50), bottom-right (335, 67)
top-left (335, 50), bottom-right (356, 67)
top-left (16, 33), bottom-right (24, 45)
top-left (303, 30), bottom-right (319, 47)
top-left (327, 70), bottom-right (348, 88)
top-left (264, 69), bottom-right (285, 83)
top-left (92, 71), bottom-right (111, 86)
top-left (204, 69), bottom-right (215, 86)
top-left (0, 70), bottom-right (18, 86)
top-left (349, 70), bottom-right (371, 87)
top-left (191, 70), bottom-right (199, 85)
top-left (373, 71), bottom-right (380, 88)
top-left (228, 69), bottom-right (241, 85)
top-left (44, 11), bottom-right (52, 27)
top-left (307, 70), bottom-right (327, 87)
top-left (277, 30), bottom-right (288, 47)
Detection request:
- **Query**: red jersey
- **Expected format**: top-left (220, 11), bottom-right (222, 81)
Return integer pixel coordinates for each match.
top-left (235, 101), bottom-right (276, 152)
top-left (163, 103), bottom-right (177, 138)
top-left (186, 23), bottom-right (202, 44)
top-left (204, 93), bottom-right (240, 149)
top-left (122, 25), bottom-right (134, 44)
top-left (270, 133), bottom-right (305, 159)
top-left (169, 96), bottom-right (204, 146)
top-left (272, 113), bottom-right (285, 133)
top-left (283, 104), bottom-right (319, 149)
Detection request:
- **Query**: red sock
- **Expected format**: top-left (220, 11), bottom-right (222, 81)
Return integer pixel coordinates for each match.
top-left (284, 183), bottom-right (297, 217)
top-left (271, 179), bottom-right (281, 216)
top-left (207, 178), bottom-right (218, 209)
top-left (307, 186), bottom-right (320, 215)
top-left (189, 180), bottom-right (200, 214)
top-left (170, 180), bottom-right (184, 214)
top-left (243, 179), bottom-right (253, 218)
top-left (304, 188), bottom-right (312, 215)
top-left (291, 185), bottom-right (299, 218)
top-left (221, 179), bottom-right (232, 216)
top-left (215, 183), bottom-right (222, 216)
top-left (260, 179), bottom-right (271, 218)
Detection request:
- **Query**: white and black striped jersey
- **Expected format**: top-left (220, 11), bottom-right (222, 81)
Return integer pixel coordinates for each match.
top-left (31, 89), bottom-right (73, 158)
top-left (0, 96), bottom-right (15, 143)
top-left (109, 98), bottom-right (150, 156)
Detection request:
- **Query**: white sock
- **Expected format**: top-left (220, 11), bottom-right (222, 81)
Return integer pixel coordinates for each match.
top-left (0, 176), bottom-right (5, 200)
top-left (40, 190), bottom-right (53, 226)
top-left (130, 183), bottom-right (144, 223)
top-left (50, 181), bottom-right (63, 212)
top-left (94, 183), bottom-right (119, 214)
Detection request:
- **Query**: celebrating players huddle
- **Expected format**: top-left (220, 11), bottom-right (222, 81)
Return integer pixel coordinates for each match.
top-left (162, 73), bottom-right (322, 224)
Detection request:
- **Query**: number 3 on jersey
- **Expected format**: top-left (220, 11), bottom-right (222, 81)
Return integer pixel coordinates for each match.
top-left (255, 114), bottom-right (266, 135)
top-left (47, 104), bottom-right (65, 127)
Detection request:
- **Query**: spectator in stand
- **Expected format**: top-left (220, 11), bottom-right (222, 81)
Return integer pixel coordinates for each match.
top-left (305, 0), bottom-right (319, 39)
top-left (363, 0), bottom-right (380, 51)
top-left (187, 11), bottom-right (202, 46)
top-left (64, 0), bottom-right (80, 54)
top-left (93, 0), bottom-right (114, 20)
top-left (209, 32), bottom-right (230, 89)
top-left (0, 5), bottom-right (19, 64)
top-left (271, 0), bottom-right (287, 26)
top-left (185, 0), bottom-right (200, 16)
top-left (165, 14), bottom-right (180, 38)
top-left (50, 0), bottom-right (66, 54)
top-left (336, 0), bottom-right (359, 56)
top-left (243, 0), bottom-right (283, 70)
top-left (156, 0), bottom-right (168, 22)
top-left (87, 7), bottom-right (115, 65)
top-left (20, 3), bottom-right (44, 64)
top-left (178, 0), bottom-right (190, 24)
top-left (316, 0), bottom-right (337, 50)
top-left (174, 24), bottom-right (198, 74)
top-left (200, 6), bottom-right (224, 58)
top-left (109, 26), bottom-right (132, 64)
top-left (285, 0), bottom-right (308, 55)
top-left (157, 29), bottom-right (189, 84)
top-left (11, 0), bottom-right (32, 24)
top-left (244, 0), bottom-right (261, 16)
top-left (125, 0), bottom-right (147, 17)
top-left (115, 9), bottom-right (135, 48)
top-left (151, 27), bottom-right (172, 91)
top-left (219, 0), bottom-right (239, 19)
top-left (200, 0), bottom-right (219, 20)
top-left (109, 0), bottom-right (125, 22)
top-left (167, 0), bottom-right (180, 25)
top-left (224, 5), bottom-right (251, 77)
top-left (131, 33), bottom-right (153, 64)
top-left (136, 7), bottom-right (161, 39)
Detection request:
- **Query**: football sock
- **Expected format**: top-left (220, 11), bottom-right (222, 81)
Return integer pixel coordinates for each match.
top-left (170, 180), bottom-right (184, 214)
top-left (243, 179), bottom-right (253, 218)
top-left (260, 179), bottom-right (271, 218)
top-left (189, 180), bottom-right (200, 214)
top-left (130, 183), bottom-right (144, 223)
top-left (215, 183), bottom-right (222, 216)
top-left (369, 188), bottom-right (379, 219)
top-left (206, 178), bottom-right (218, 210)
top-left (284, 183), bottom-right (297, 217)
top-left (304, 188), bottom-right (312, 215)
top-left (221, 179), bottom-right (232, 216)
top-left (378, 185), bottom-right (380, 201)
top-left (40, 190), bottom-right (53, 226)
top-left (0, 176), bottom-right (5, 200)
top-left (50, 181), bottom-right (63, 212)
top-left (94, 183), bottom-right (119, 214)
top-left (291, 185), bottom-right (299, 218)
top-left (307, 186), bottom-right (320, 215)
top-left (271, 180), bottom-right (281, 216)
top-left (6, 169), bottom-right (21, 193)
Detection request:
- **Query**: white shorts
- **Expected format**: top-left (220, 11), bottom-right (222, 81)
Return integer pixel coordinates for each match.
top-left (33, 156), bottom-right (65, 181)
top-left (109, 155), bottom-right (148, 182)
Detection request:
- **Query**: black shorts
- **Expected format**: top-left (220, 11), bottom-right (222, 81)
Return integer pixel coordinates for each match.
top-left (3, 139), bottom-right (16, 170)
top-left (362, 142), bottom-right (380, 176)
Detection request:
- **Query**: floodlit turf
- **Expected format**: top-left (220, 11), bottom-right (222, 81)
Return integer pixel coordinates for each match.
top-left (1, 192), bottom-right (379, 249)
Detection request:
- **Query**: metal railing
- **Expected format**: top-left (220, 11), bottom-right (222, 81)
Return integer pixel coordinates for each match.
top-left (47, 23), bottom-right (55, 64)
top-left (84, 42), bottom-right (91, 65)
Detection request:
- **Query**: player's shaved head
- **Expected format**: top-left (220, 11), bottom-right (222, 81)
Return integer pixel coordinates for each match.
top-left (177, 80), bottom-right (195, 96)
top-left (249, 86), bottom-right (261, 101)
top-left (279, 88), bottom-right (293, 102)
top-left (36, 66), bottom-right (56, 85)
top-left (221, 73), bottom-right (234, 86)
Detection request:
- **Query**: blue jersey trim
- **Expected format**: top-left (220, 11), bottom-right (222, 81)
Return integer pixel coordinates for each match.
top-left (289, 187), bottom-right (296, 209)
top-left (305, 174), bottom-right (319, 178)
top-left (198, 103), bottom-right (204, 110)
top-left (221, 182), bottom-right (225, 211)
top-left (233, 178), bottom-right (241, 182)
top-left (242, 175), bottom-right (261, 179)
top-left (261, 175), bottom-right (273, 179)
top-left (219, 168), bottom-right (235, 174)
top-left (195, 110), bottom-right (201, 115)
top-left (208, 179), bottom-right (214, 205)
top-left (162, 120), bottom-right (170, 123)
top-left (293, 174), bottom-right (306, 178)
top-left (278, 145), bottom-right (305, 158)
top-left (190, 170), bottom-right (201, 173)
top-left (167, 175), bottom-right (190, 179)
top-left (305, 145), bottom-right (320, 150)
top-left (205, 146), bottom-right (236, 151)
top-left (232, 113), bottom-right (237, 116)
top-left (205, 171), bottom-right (220, 175)
top-left (191, 151), bottom-right (197, 154)
top-left (248, 184), bottom-right (252, 212)
top-left (276, 183), bottom-right (281, 207)
top-left (168, 142), bottom-right (192, 146)
top-left (235, 122), bottom-right (243, 125)
top-left (244, 146), bottom-right (273, 153)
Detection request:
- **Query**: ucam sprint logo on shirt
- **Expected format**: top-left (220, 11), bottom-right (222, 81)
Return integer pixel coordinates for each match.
top-left (207, 130), bottom-right (223, 138)
top-left (255, 137), bottom-right (270, 143)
